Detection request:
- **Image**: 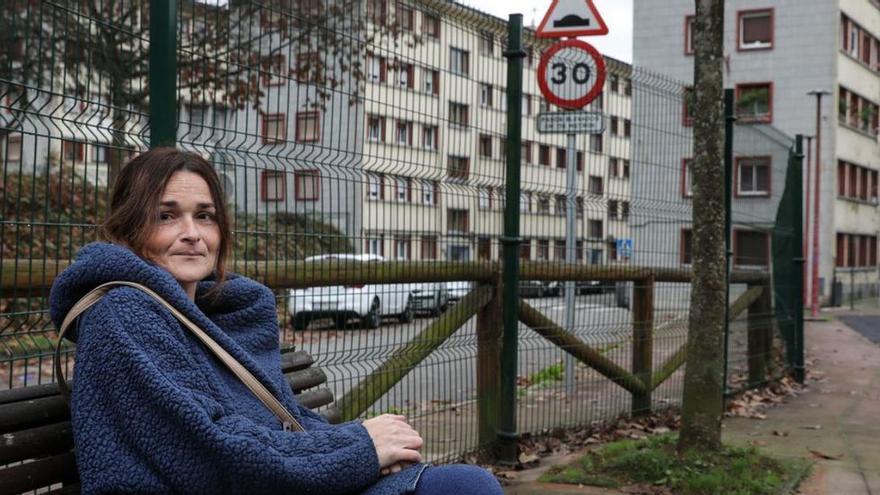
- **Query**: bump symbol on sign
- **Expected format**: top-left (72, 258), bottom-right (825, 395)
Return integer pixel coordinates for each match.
top-left (536, 0), bottom-right (609, 38)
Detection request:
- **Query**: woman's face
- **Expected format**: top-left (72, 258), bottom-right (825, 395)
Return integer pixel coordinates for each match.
top-left (144, 171), bottom-right (221, 299)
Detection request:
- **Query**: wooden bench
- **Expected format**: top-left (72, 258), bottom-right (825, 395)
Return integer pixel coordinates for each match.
top-left (0, 349), bottom-right (339, 494)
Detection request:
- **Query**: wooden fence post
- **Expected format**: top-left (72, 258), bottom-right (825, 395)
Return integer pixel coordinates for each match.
top-left (747, 282), bottom-right (772, 387)
top-left (476, 282), bottom-right (503, 450)
top-left (632, 277), bottom-right (654, 415)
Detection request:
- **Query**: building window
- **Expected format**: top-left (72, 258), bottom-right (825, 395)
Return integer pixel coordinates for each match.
top-left (609, 157), bottom-right (619, 177)
top-left (261, 113), bottom-right (286, 144)
top-left (395, 120), bottom-right (413, 145)
top-left (576, 151), bottom-right (584, 172)
top-left (588, 219), bottom-right (603, 239)
top-left (261, 170), bottom-right (285, 202)
top-left (522, 94), bottom-right (532, 116)
top-left (368, 115), bottom-right (385, 142)
top-left (734, 230), bottom-right (770, 267)
top-left (478, 187), bottom-right (492, 209)
top-left (521, 141), bottom-right (532, 164)
top-left (836, 233), bottom-right (878, 268)
top-left (5, 134), bottom-right (22, 163)
top-left (422, 179), bottom-right (438, 205)
top-left (610, 116), bottom-right (619, 136)
top-left (683, 86), bottom-right (695, 126)
top-left (589, 175), bottom-right (604, 195)
top-left (367, 173), bottom-right (384, 200)
top-left (576, 197), bottom-right (584, 218)
top-left (449, 102), bottom-right (469, 127)
top-left (421, 236), bottom-right (438, 260)
top-left (480, 83), bottom-right (493, 107)
top-left (447, 208), bottom-right (469, 233)
top-left (681, 229), bottom-right (693, 264)
top-left (609, 74), bottom-right (619, 93)
top-left (397, 63), bottom-right (414, 89)
top-left (536, 194), bottom-right (551, 214)
top-left (367, 0), bottom-right (387, 20)
top-left (536, 239), bottom-right (550, 261)
top-left (624, 119), bottom-right (632, 138)
top-left (682, 158), bottom-right (693, 198)
top-left (685, 15), bottom-right (695, 55)
top-left (555, 195), bottom-right (566, 216)
top-left (396, 2), bottom-right (413, 31)
top-left (296, 111), bottom-right (320, 142)
top-left (366, 236), bottom-right (385, 256)
top-left (422, 125), bottom-right (438, 149)
top-left (736, 156), bottom-right (771, 196)
top-left (623, 160), bottom-right (631, 178)
top-left (423, 68), bottom-right (439, 95)
top-left (479, 31), bottom-right (494, 56)
top-left (447, 155), bottom-right (469, 182)
top-left (295, 52), bottom-right (321, 83)
top-left (294, 170), bottom-right (320, 201)
top-left (478, 134), bottom-right (493, 158)
top-left (519, 238), bottom-right (531, 260)
top-left (395, 176), bottom-right (411, 202)
top-left (736, 83), bottom-right (772, 123)
top-left (520, 192), bottom-right (531, 213)
top-left (608, 199), bottom-right (619, 219)
top-left (738, 9), bottom-right (773, 51)
top-left (621, 201), bottom-right (630, 220)
top-left (556, 147), bottom-right (567, 168)
top-left (839, 86), bottom-right (879, 135)
top-left (393, 237), bottom-right (411, 260)
top-left (538, 145), bottom-right (551, 166)
top-left (450, 47), bottom-right (469, 76)
top-left (61, 140), bottom-right (85, 163)
top-left (367, 54), bottom-right (386, 83)
top-left (589, 134), bottom-right (603, 153)
top-left (838, 160), bottom-right (879, 203)
top-left (422, 13), bottom-right (440, 38)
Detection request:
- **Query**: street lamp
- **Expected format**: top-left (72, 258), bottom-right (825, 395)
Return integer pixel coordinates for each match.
top-left (802, 134), bottom-right (813, 306)
top-left (807, 90), bottom-right (830, 318)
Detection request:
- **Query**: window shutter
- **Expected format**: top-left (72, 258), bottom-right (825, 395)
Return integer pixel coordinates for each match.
top-left (433, 181), bottom-right (440, 204)
top-left (381, 117), bottom-right (386, 141)
top-left (380, 57), bottom-right (387, 83)
top-left (408, 122), bottom-right (413, 145)
top-left (407, 177), bottom-right (412, 202)
top-left (743, 15), bottom-right (771, 44)
top-left (379, 174), bottom-right (385, 200)
top-left (432, 71), bottom-right (439, 95)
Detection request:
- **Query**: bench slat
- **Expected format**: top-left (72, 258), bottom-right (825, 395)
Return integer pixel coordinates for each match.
top-left (279, 350), bottom-right (314, 373)
top-left (0, 422), bottom-right (74, 465)
top-left (296, 388), bottom-right (334, 410)
top-left (0, 395), bottom-right (70, 434)
top-left (0, 383), bottom-right (62, 405)
top-left (286, 367), bottom-right (327, 393)
top-left (0, 452), bottom-right (78, 494)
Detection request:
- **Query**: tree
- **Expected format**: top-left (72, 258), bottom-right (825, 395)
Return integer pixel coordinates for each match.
top-left (678, 0), bottom-right (726, 453)
top-left (2, 0), bottom-right (408, 185)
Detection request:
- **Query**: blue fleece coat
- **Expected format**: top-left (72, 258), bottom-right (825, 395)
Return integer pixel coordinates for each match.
top-left (49, 243), bottom-right (428, 494)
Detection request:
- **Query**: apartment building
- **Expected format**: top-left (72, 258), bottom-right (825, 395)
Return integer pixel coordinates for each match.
top-left (634, 0), bottom-right (880, 302)
top-left (359, 0), bottom-right (634, 264)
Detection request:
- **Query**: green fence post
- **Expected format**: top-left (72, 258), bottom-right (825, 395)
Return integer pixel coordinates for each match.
top-left (792, 135), bottom-right (805, 383)
top-left (149, 0), bottom-right (178, 148)
top-left (498, 13), bottom-right (524, 466)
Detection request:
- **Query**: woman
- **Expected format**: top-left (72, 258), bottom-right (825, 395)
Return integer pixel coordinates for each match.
top-left (50, 148), bottom-right (502, 494)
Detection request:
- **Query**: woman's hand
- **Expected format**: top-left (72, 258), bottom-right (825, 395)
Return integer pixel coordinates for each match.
top-left (362, 414), bottom-right (423, 473)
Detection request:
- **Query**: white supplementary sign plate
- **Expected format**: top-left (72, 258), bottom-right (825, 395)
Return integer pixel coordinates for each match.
top-left (537, 111), bottom-right (605, 133)
top-left (536, 0), bottom-right (609, 38)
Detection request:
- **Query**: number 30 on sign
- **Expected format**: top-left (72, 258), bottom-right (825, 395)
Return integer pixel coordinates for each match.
top-left (537, 39), bottom-right (606, 110)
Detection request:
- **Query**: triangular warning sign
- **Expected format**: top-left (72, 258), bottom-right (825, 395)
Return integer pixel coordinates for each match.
top-left (536, 0), bottom-right (609, 38)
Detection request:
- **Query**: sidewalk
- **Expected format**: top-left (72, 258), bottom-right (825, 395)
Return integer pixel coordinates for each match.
top-left (505, 313), bottom-right (880, 494)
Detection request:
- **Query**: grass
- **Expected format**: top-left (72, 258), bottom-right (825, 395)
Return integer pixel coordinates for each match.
top-left (540, 434), bottom-right (810, 495)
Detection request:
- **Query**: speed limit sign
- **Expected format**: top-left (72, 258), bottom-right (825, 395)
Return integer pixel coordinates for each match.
top-left (537, 39), bottom-right (606, 110)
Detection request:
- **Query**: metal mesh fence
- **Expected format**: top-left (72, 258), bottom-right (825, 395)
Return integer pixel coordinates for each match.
top-left (1, 0), bottom-right (800, 466)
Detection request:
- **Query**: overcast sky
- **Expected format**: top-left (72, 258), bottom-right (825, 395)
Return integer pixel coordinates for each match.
top-left (458, 0), bottom-right (633, 63)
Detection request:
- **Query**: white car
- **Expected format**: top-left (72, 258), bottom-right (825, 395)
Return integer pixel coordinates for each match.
top-left (287, 254), bottom-right (416, 330)
top-left (409, 282), bottom-right (449, 317)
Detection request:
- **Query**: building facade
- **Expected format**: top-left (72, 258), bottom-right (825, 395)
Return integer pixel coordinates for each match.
top-left (634, 0), bottom-right (880, 302)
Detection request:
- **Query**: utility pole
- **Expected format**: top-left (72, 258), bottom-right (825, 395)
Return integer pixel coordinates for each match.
top-left (807, 90), bottom-right (830, 318)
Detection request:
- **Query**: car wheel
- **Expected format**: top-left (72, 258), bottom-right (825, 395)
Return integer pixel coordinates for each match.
top-left (398, 297), bottom-right (414, 324)
top-left (362, 298), bottom-right (382, 329)
top-left (292, 314), bottom-right (310, 331)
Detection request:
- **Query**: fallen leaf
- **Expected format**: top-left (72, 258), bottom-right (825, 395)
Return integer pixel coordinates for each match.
top-left (497, 470), bottom-right (519, 479)
top-left (772, 430), bottom-right (789, 437)
top-left (801, 424), bottom-right (823, 430)
top-left (518, 452), bottom-right (539, 465)
top-left (808, 449), bottom-right (843, 460)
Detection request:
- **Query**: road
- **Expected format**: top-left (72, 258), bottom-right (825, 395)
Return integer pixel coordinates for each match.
top-left (294, 287), bottom-right (691, 415)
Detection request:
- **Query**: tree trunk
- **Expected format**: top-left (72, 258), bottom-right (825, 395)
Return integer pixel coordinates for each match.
top-left (678, 0), bottom-right (726, 453)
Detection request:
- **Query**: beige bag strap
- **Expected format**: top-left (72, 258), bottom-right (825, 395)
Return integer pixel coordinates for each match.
top-left (54, 281), bottom-right (304, 433)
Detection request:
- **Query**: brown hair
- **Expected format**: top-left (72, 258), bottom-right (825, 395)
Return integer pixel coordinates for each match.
top-left (102, 147), bottom-right (232, 285)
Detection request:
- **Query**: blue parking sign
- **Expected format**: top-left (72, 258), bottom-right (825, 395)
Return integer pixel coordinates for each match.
top-left (616, 239), bottom-right (632, 260)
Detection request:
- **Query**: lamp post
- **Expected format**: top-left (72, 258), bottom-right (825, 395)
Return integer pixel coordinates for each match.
top-left (803, 134), bottom-right (813, 306)
top-left (807, 90), bottom-right (830, 318)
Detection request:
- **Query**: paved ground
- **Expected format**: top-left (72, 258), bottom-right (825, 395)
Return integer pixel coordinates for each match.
top-left (505, 308), bottom-right (880, 495)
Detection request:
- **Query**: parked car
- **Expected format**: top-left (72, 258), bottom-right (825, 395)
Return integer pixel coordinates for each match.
top-left (410, 282), bottom-right (449, 316)
top-left (287, 254), bottom-right (416, 330)
top-left (446, 280), bottom-right (473, 303)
